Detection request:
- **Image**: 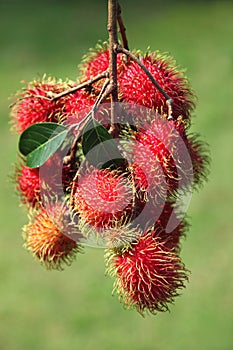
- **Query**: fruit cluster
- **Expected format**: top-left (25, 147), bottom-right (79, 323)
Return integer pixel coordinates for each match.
top-left (10, 42), bottom-right (209, 315)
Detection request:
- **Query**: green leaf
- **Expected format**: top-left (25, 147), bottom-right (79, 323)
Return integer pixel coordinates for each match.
top-left (19, 122), bottom-right (68, 168)
top-left (82, 118), bottom-right (124, 169)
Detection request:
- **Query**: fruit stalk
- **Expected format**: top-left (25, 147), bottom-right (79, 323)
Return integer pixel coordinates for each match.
top-left (108, 0), bottom-right (119, 133)
top-left (117, 2), bottom-right (129, 50)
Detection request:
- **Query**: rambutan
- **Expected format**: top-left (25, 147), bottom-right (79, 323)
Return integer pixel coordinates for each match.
top-left (79, 42), bottom-right (125, 93)
top-left (40, 149), bottom-right (78, 195)
top-left (62, 89), bottom-right (95, 126)
top-left (73, 168), bottom-right (134, 230)
top-left (131, 117), bottom-right (194, 200)
top-left (119, 52), bottom-right (195, 121)
top-left (149, 201), bottom-right (188, 251)
top-left (23, 206), bottom-right (81, 270)
top-left (105, 233), bottom-right (188, 315)
top-left (10, 76), bottom-right (71, 133)
top-left (16, 164), bottom-right (41, 207)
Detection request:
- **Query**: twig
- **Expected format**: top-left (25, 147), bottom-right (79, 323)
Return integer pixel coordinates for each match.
top-left (52, 71), bottom-right (109, 101)
top-left (92, 78), bottom-right (111, 109)
top-left (117, 2), bottom-right (129, 50)
top-left (117, 45), bottom-right (174, 113)
top-left (108, 0), bottom-right (119, 132)
top-left (9, 94), bottom-right (51, 108)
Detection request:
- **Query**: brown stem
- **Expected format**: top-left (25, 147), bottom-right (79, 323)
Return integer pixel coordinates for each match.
top-left (117, 2), bottom-right (129, 50)
top-left (117, 45), bottom-right (174, 114)
top-left (52, 71), bottom-right (109, 101)
top-left (108, 0), bottom-right (119, 131)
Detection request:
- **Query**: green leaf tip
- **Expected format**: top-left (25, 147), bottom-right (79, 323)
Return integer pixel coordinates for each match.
top-left (18, 122), bottom-right (68, 168)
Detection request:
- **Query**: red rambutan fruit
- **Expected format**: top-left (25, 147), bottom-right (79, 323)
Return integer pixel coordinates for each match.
top-left (23, 206), bottom-right (81, 270)
top-left (16, 164), bottom-right (41, 207)
top-left (62, 89), bottom-right (96, 126)
top-left (40, 149), bottom-right (79, 196)
top-left (119, 52), bottom-right (195, 121)
top-left (105, 232), bottom-right (188, 315)
top-left (79, 42), bottom-right (125, 93)
top-left (10, 76), bottom-right (71, 133)
top-left (128, 163), bottom-right (149, 200)
top-left (150, 201), bottom-right (188, 251)
top-left (131, 117), bottom-right (193, 200)
top-left (73, 168), bottom-right (134, 230)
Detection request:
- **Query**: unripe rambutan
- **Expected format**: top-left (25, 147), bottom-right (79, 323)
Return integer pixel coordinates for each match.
top-left (119, 52), bottom-right (194, 121)
top-left (23, 206), bottom-right (81, 270)
top-left (16, 164), bottom-right (41, 207)
top-left (105, 233), bottom-right (188, 315)
top-left (10, 76), bottom-right (71, 133)
top-left (73, 168), bottom-right (134, 230)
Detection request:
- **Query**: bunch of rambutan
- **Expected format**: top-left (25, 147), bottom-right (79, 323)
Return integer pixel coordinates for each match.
top-left (10, 41), bottom-right (209, 315)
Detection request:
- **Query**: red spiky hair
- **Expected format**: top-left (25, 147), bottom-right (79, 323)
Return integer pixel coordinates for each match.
top-left (106, 233), bottom-right (188, 315)
top-left (79, 42), bottom-right (125, 93)
top-left (119, 51), bottom-right (195, 121)
top-left (131, 116), bottom-right (209, 200)
top-left (10, 76), bottom-right (72, 133)
top-left (131, 117), bottom-right (194, 199)
top-left (61, 89), bottom-right (96, 126)
top-left (73, 168), bottom-right (134, 230)
top-left (16, 164), bottom-right (41, 208)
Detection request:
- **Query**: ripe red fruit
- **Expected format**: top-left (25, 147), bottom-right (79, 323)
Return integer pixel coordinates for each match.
top-left (10, 76), bottom-right (71, 133)
top-left (73, 168), bottom-right (134, 230)
top-left (149, 201), bottom-right (188, 251)
top-left (23, 206), bottom-right (81, 270)
top-left (131, 117), bottom-right (193, 199)
top-left (119, 52), bottom-right (194, 121)
top-left (79, 42), bottom-right (125, 92)
top-left (106, 233), bottom-right (188, 315)
top-left (40, 149), bottom-right (79, 195)
top-left (62, 89), bottom-right (95, 126)
top-left (16, 164), bottom-right (41, 207)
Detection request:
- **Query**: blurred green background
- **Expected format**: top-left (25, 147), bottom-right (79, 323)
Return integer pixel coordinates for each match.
top-left (0, 0), bottom-right (233, 349)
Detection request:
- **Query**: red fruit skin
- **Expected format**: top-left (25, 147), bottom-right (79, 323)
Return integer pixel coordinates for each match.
top-left (131, 117), bottom-right (208, 200)
top-left (10, 78), bottom-right (70, 133)
top-left (80, 44), bottom-right (125, 94)
top-left (17, 165), bottom-right (41, 207)
top-left (107, 233), bottom-right (188, 315)
top-left (74, 168), bottom-right (134, 229)
top-left (119, 53), bottom-right (194, 120)
top-left (150, 201), bottom-right (187, 251)
top-left (62, 89), bottom-right (95, 126)
top-left (132, 118), bottom-right (192, 199)
top-left (81, 46), bottom-right (125, 80)
top-left (42, 150), bottom-right (78, 191)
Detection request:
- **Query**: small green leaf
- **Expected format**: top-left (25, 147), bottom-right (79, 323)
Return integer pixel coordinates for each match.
top-left (19, 122), bottom-right (68, 168)
top-left (82, 118), bottom-right (124, 169)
